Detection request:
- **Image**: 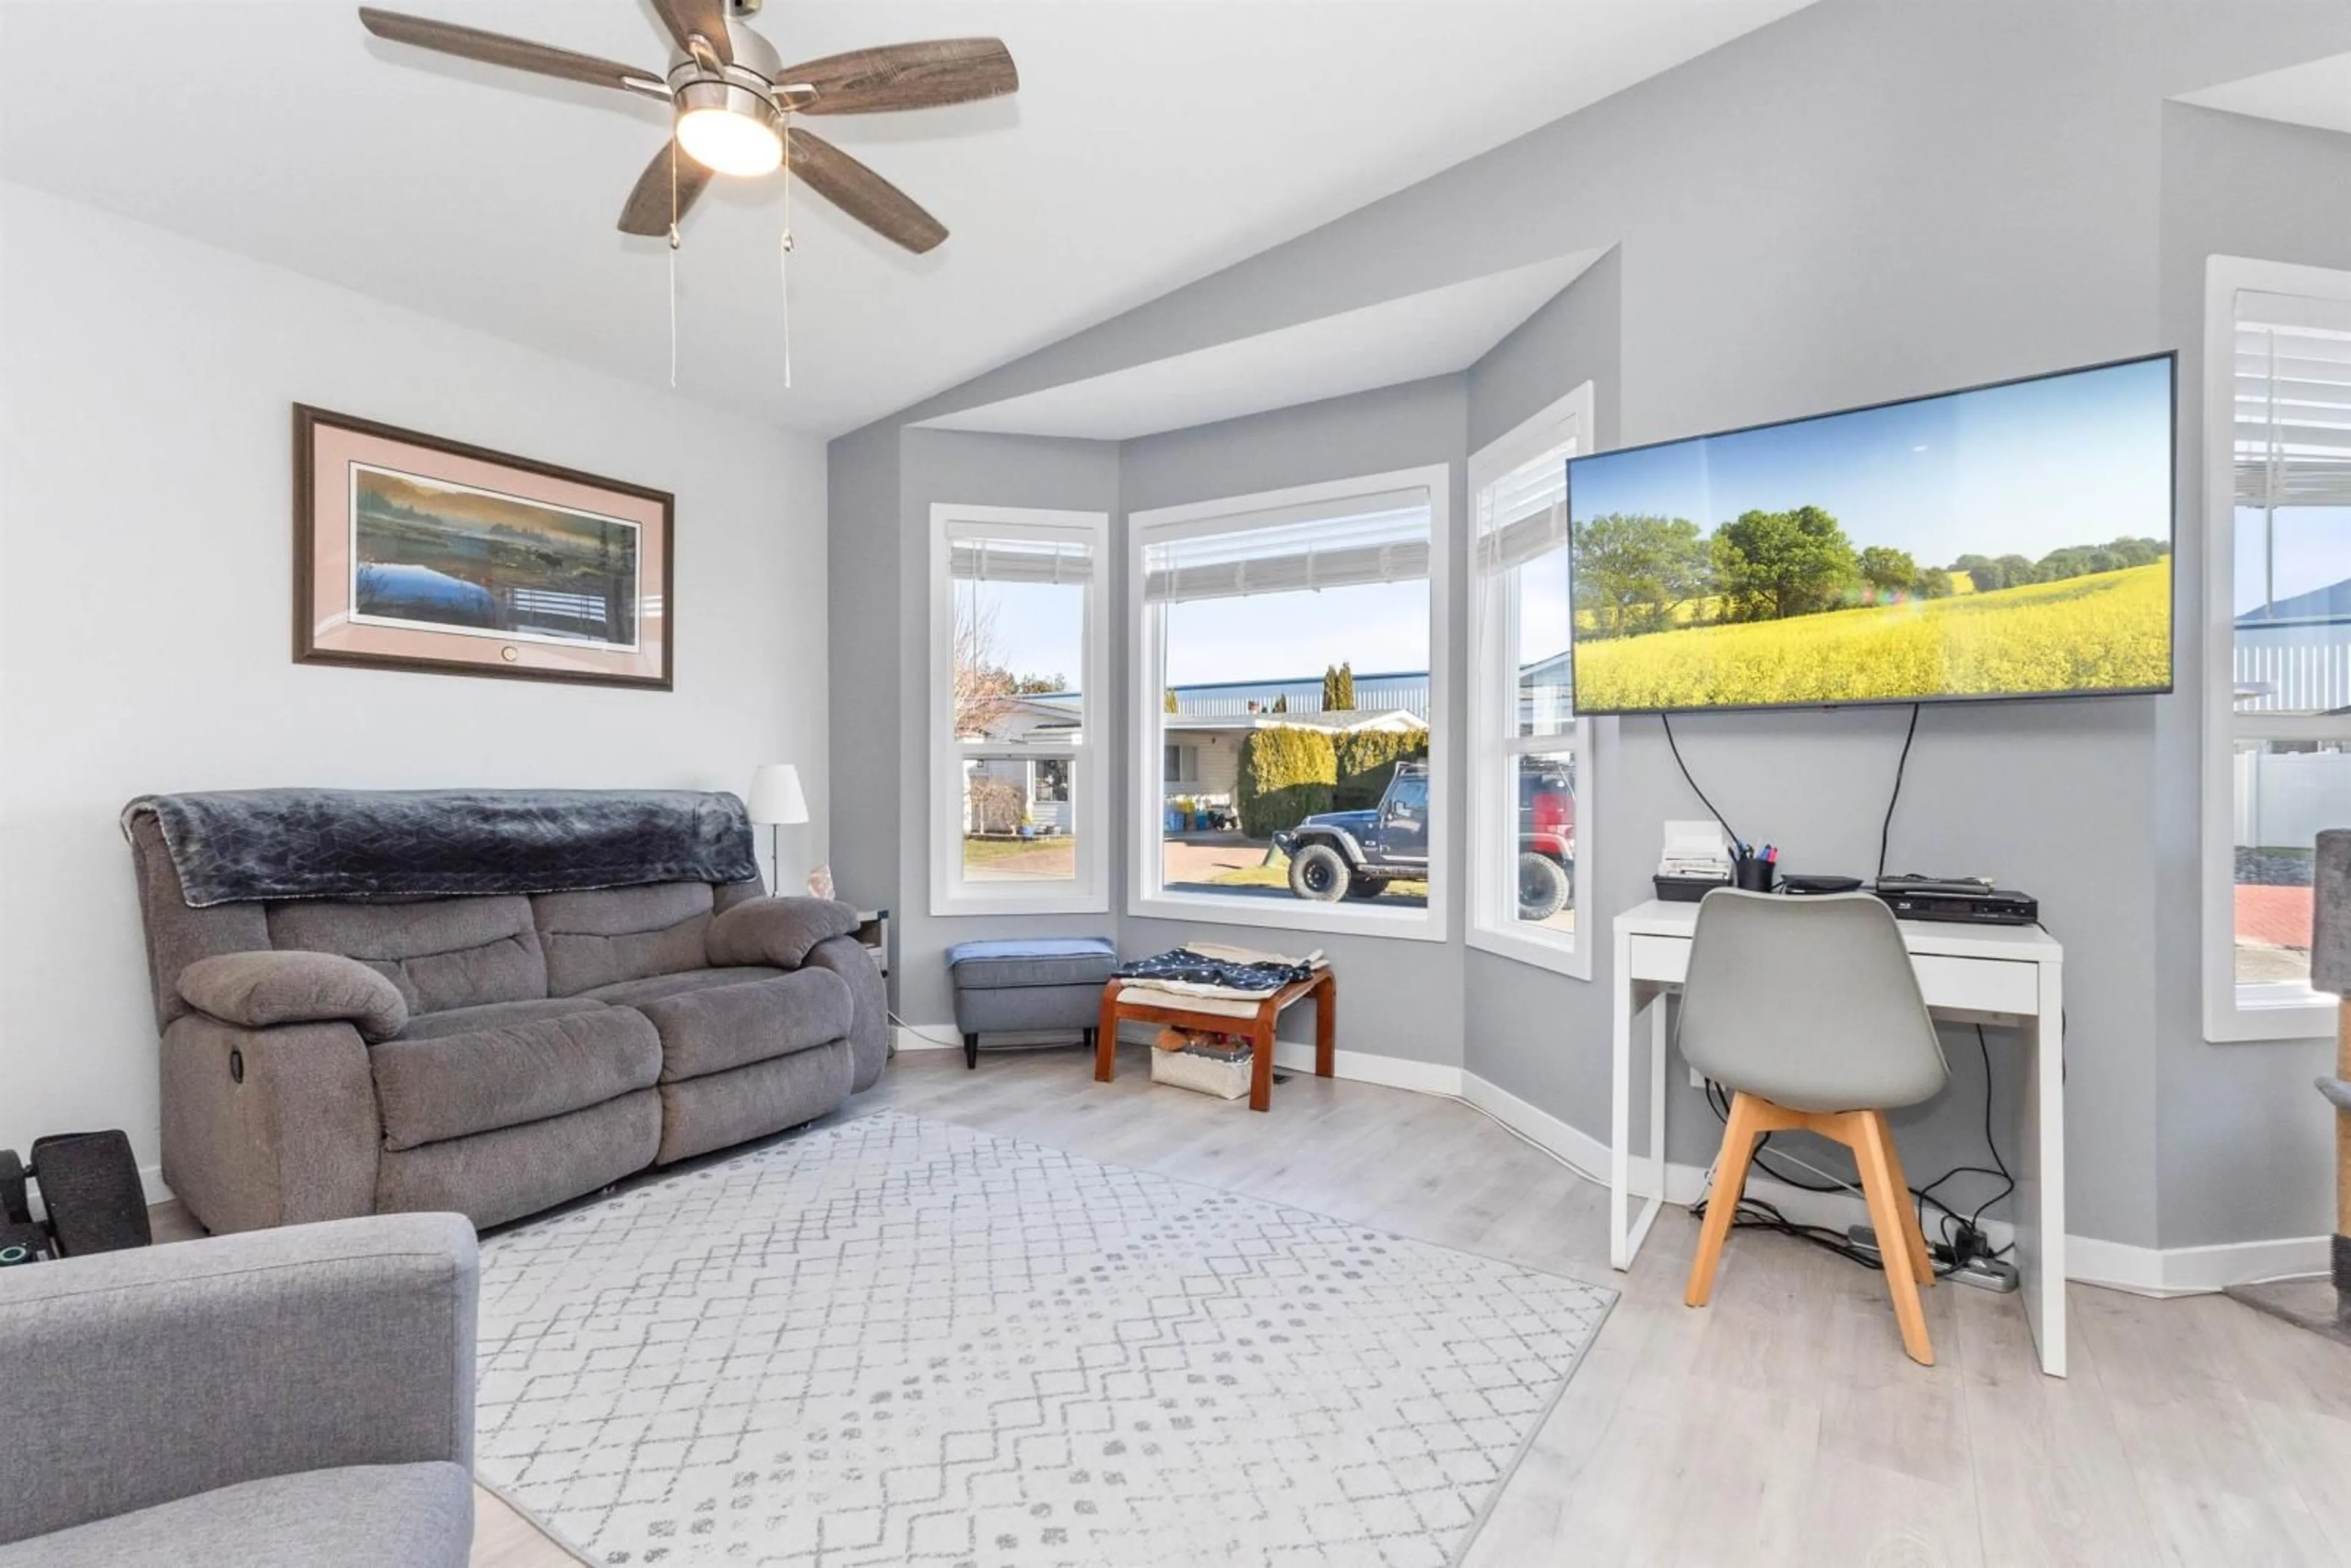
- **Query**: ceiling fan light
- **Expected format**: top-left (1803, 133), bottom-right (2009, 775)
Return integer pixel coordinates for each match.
top-left (675, 85), bottom-right (782, 177)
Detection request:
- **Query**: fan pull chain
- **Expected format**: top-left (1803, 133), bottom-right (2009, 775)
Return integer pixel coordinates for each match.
top-left (779, 113), bottom-right (796, 391)
top-left (667, 138), bottom-right (681, 390)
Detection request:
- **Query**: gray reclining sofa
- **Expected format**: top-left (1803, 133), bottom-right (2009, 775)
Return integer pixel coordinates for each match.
top-left (123, 789), bottom-right (886, 1234)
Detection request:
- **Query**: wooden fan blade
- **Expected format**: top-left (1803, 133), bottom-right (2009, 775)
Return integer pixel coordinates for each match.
top-left (650, 0), bottom-right (732, 65)
top-left (781, 39), bottom-right (1017, 115)
top-left (787, 130), bottom-right (947, 253)
top-left (618, 140), bottom-right (714, 236)
top-left (358, 7), bottom-right (664, 95)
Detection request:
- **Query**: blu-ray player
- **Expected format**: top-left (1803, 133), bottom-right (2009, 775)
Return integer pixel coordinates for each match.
top-left (1871, 874), bottom-right (2038, 926)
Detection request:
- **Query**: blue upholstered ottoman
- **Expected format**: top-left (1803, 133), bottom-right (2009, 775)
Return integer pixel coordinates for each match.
top-left (945, 937), bottom-right (1119, 1070)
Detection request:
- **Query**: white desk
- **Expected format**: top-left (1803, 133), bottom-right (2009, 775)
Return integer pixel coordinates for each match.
top-left (1610, 898), bottom-right (2067, 1377)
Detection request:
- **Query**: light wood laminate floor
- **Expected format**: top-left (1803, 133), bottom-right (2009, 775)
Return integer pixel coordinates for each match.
top-left (170, 1043), bottom-right (2351, 1566)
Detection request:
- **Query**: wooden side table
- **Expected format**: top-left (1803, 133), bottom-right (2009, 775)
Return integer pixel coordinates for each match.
top-left (1094, 970), bottom-right (1336, 1112)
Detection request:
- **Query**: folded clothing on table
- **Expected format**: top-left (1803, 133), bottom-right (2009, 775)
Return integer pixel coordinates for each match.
top-left (1117, 988), bottom-right (1258, 1019)
top-left (1114, 942), bottom-right (1326, 1003)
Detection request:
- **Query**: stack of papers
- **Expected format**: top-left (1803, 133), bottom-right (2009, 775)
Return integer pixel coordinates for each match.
top-left (1658, 819), bottom-right (1733, 879)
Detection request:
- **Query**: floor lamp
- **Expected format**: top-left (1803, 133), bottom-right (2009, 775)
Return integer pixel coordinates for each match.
top-left (748, 763), bottom-right (809, 895)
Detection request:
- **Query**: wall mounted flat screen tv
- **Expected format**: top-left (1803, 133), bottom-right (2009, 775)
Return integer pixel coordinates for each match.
top-left (1565, 352), bottom-right (2176, 715)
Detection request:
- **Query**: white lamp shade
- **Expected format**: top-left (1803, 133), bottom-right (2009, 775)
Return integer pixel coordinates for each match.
top-left (747, 764), bottom-right (809, 825)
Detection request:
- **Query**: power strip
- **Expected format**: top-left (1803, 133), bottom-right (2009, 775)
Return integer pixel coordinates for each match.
top-left (1847, 1224), bottom-right (2020, 1293)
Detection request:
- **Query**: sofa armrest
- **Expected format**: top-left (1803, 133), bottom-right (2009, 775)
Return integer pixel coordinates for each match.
top-left (176, 950), bottom-right (407, 1042)
top-left (161, 1015), bottom-right (382, 1234)
top-left (0, 1212), bottom-right (476, 1547)
top-left (706, 895), bottom-right (860, 970)
top-left (803, 932), bottom-right (890, 1093)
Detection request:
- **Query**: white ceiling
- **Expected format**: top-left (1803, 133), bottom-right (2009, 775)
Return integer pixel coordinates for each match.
top-left (0, 1), bottom-right (1809, 436)
top-left (2177, 49), bottom-right (2351, 138)
top-left (917, 249), bottom-right (1603, 440)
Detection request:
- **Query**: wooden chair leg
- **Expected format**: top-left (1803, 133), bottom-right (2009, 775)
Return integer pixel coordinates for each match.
top-left (1686, 1091), bottom-right (1765, 1308)
top-left (1875, 1119), bottom-right (1936, 1287)
top-left (1853, 1110), bottom-right (1935, 1365)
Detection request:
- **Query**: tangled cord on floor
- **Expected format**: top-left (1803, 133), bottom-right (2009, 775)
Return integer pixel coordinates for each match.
top-left (1692, 1024), bottom-right (2014, 1277)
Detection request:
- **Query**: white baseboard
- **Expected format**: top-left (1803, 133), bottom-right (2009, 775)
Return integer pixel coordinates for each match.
top-left (2066, 1233), bottom-right (2331, 1297)
top-left (1450, 1072), bottom-right (2001, 1251)
top-left (1458, 1073), bottom-right (1612, 1184)
top-left (896, 1024), bottom-right (1094, 1054)
top-left (894, 1022), bottom-right (965, 1052)
top-left (1270, 1041), bottom-right (1464, 1098)
top-left (888, 1034), bottom-right (2321, 1294)
top-left (1456, 1071), bottom-right (2335, 1294)
top-left (903, 1022), bottom-right (1462, 1097)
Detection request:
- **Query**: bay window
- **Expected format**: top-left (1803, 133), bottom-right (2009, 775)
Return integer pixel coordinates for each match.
top-left (1128, 467), bottom-right (1451, 939)
top-left (929, 505), bottom-right (1108, 915)
top-left (1469, 384), bottom-right (1595, 977)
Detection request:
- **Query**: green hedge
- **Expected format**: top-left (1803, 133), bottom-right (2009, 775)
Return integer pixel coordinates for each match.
top-left (1235, 727), bottom-right (1337, 838)
top-left (1332, 729), bottom-right (1430, 809)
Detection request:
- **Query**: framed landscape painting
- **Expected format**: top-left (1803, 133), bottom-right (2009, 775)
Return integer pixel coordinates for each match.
top-left (294, 405), bottom-right (674, 689)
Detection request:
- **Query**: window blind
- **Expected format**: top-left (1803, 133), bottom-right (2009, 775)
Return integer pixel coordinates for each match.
top-left (1475, 443), bottom-right (1573, 573)
top-left (1141, 490), bottom-right (1430, 604)
top-left (948, 533), bottom-right (1093, 584)
top-left (2237, 289), bottom-right (2351, 511)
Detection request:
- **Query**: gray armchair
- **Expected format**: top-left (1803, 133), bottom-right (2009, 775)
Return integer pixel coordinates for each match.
top-left (0, 1213), bottom-right (478, 1566)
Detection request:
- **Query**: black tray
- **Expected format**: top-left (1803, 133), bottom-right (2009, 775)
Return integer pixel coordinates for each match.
top-left (1654, 873), bottom-right (1731, 902)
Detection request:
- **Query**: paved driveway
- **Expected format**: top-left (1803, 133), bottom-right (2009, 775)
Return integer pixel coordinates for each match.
top-left (1161, 833), bottom-right (1276, 886)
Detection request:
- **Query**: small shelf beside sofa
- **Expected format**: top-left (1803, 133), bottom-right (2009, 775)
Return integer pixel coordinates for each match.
top-left (854, 909), bottom-right (890, 976)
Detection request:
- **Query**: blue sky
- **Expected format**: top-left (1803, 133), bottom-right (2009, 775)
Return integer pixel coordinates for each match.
top-left (1166, 584), bottom-right (1430, 686)
top-left (962, 579), bottom-right (1084, 687)
top-left (970, 578), bottom-right (1433, 694)
top-left (1568, 356), bottom-right (2174, 568)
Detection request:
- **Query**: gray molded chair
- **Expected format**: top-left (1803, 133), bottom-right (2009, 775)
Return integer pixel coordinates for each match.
top-left (1678, 889), bottom-right (1951, 1365)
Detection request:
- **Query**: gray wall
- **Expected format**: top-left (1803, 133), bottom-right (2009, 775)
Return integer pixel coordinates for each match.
top-left (829, 0), bottom-right (2351, 1251)
top-left (2150, 103), bottom-right (2351, 1247)
top-left (890, 430), bottom-right (1123, 1029)
top-left (1120, 375), bottom-right (1470, 1068)
top-left (1460, 250), bottom-right (1629, 1142)
top-left (827, 423), bottom-right (902, 932)
top-left (1466, 248), bottom-right (1621, 457)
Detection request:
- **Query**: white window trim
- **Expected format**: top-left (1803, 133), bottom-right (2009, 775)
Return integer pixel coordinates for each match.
top-left (2200, 255), bottom-right (2347, 1042)
top-left (1128, 465), bottom-right (1452, 943)
top-left (928, 502), bottom-right (1110, 918)
top-left (1468, 384), bottom-right (1597, 980)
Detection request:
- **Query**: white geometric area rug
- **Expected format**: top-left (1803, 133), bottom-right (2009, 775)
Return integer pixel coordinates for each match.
top-left (473, 1110), bottom-right (1615, 1568)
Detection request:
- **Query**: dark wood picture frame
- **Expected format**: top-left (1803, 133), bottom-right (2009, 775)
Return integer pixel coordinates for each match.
top-left (293, 403), bottom-right (677, 691)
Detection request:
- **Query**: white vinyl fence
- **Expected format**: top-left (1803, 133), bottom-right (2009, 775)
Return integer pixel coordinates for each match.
top-left (2235, 628), bottom-right (2351, 715)
top-left (2234, 748), bottom-right (2351, 849)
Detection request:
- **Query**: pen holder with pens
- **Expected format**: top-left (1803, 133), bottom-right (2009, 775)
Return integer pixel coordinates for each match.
top-left (1733, 852), bottom-right (1777, 893)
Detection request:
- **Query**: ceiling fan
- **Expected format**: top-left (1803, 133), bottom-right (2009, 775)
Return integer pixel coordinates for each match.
top-left (357, 0), bottom-right (1016, 254)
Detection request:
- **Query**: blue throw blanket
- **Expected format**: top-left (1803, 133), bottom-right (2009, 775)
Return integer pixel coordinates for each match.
top-left (122, 788), bottom-right (761, 907)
